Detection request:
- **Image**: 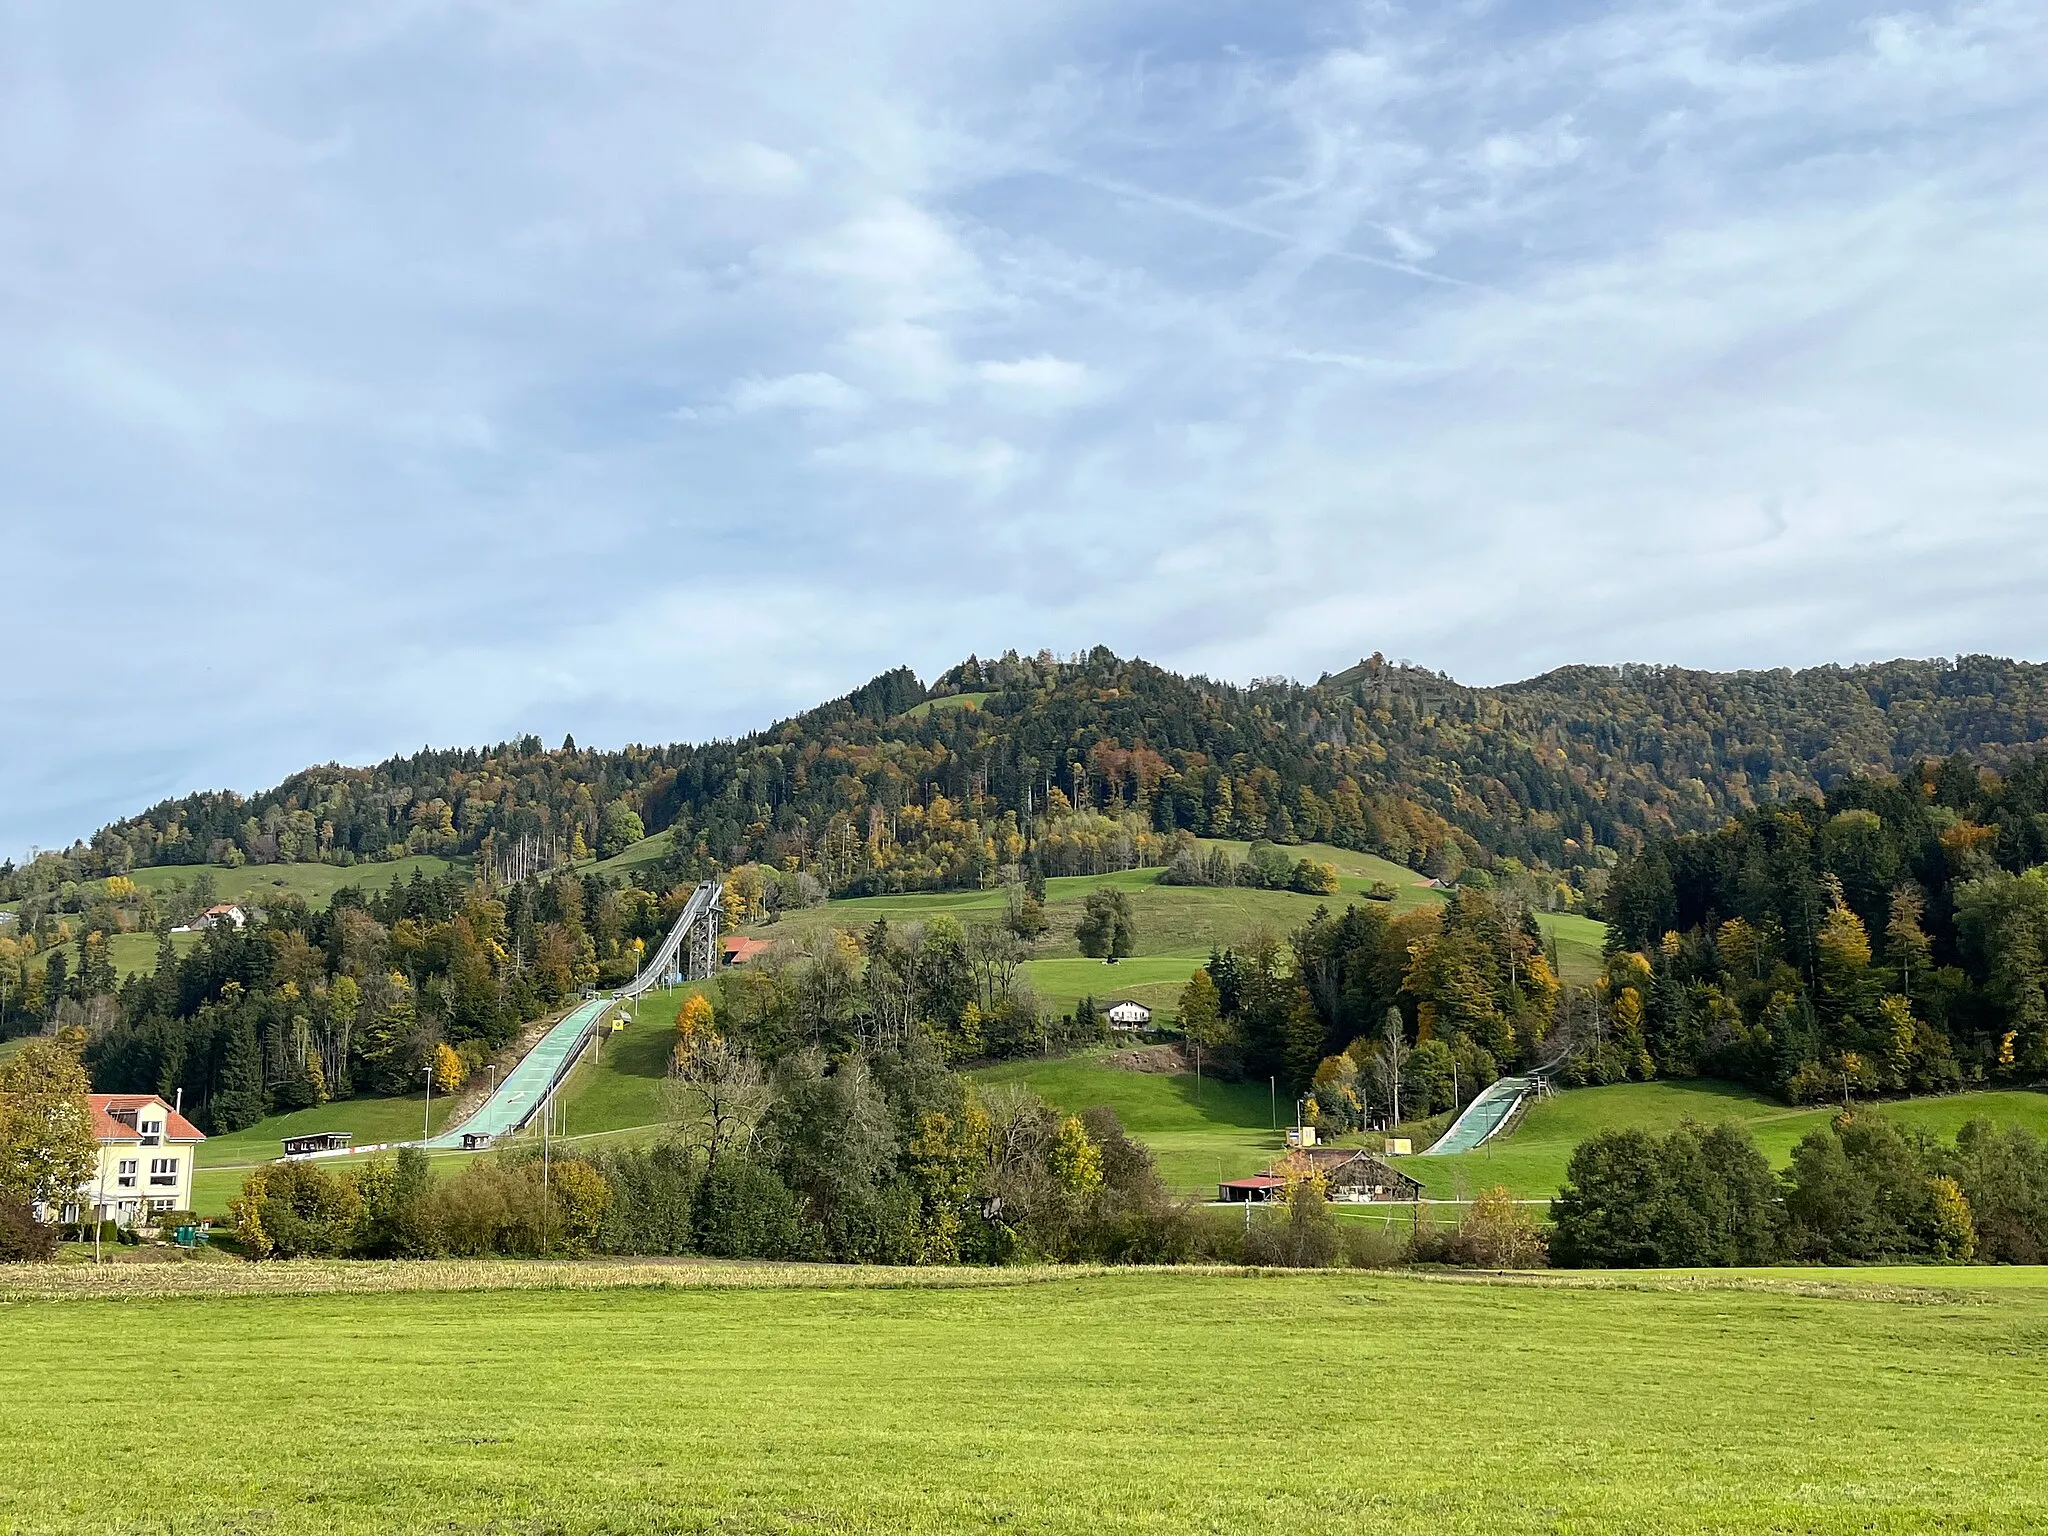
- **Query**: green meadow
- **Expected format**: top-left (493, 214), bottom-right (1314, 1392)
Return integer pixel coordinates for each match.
top-left (975, 1050), bottom-right (2048, 1204)
top-left (755, 840), bottom-right (1605, 1005)
top-left (3, 1265), bottom-right (2045, 1534)
top-left (974, 1050), bottom-right (1282, 1194)
top-left (123, 853), bottom-right (468, 912)
top-left (1410, 1081), bottom-right (2048, 1200)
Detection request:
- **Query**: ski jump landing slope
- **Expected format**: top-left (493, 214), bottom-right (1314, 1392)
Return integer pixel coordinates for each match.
top-left (420, 879), bottom-right (720, 1149)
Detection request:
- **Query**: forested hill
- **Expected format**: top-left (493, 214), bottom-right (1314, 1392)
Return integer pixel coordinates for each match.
top-left (9, 648), bottom-right (2048, 903)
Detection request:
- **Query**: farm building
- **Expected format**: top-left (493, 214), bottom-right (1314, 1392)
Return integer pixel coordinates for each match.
top-left (1105, 1000), bottom-right (1151, 1031)
top-left (174, 903), bottom-right (247, 933)
top-left (1217, 1175), bottom-right (1287, 1204)
top-left (1219, 1149), bottom-right (1422, 1206)
top-left (1278, 1147), bottom-right (1423, 1202)
top-left (722, 936), bottom-right (772, 967)
top-left (281, 1131), bottom-right (353, 1157)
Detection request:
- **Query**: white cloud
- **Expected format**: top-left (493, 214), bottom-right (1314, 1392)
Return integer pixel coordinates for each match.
top-left (4, 0), bottom-right (2047, 853)
top-left (729, 371), bottom-right (862, 413)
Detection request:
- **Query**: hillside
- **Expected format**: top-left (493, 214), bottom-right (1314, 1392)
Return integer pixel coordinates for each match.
top-left (13, 649), bottom-right (2048, 915)
top-left (986, 1049), bottom-right (2048, 1203)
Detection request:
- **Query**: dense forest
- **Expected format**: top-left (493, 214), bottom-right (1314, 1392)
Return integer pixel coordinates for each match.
top-left (71, 869), bottom-right (677, 1132)
top-left (1600, 753), bottom-right (2048, 1100)
top-left (12, 646), bottom-right (2048, 1121)
top-left (11, 648), bottom-right (2048, 915)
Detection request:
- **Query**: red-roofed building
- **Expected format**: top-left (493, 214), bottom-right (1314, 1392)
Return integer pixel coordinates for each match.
top-left (1217, 1175), bottom-right (1287, 1204)
top-left (52, 1095), bottom-right (207, 1227)
top-left (721, 936), bottom-right (772, 967)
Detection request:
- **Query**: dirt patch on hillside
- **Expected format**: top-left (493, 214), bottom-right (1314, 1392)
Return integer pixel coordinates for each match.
top-left (1101, 1045), bottom-right (1189, 1074)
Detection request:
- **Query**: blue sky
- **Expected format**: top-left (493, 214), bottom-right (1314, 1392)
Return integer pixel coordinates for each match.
top-left (5, 0), bottom-right (2045, 858)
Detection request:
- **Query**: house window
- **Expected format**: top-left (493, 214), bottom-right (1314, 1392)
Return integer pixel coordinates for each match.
top-left (117, 1159), bottom-right (139, 1189)
top-left (149, 1158), bottom-right (180, 1187)
top-left (149, 1198), bottom-right (176, 1212)
top-left (60, 1203), bottom-right (80, 1224)
top-left (140, 1120), bottom-right (163, 1146)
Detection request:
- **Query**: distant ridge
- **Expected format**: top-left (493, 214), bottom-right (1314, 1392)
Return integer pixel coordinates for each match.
top-left (9, 649), bottom-right (2048, 900)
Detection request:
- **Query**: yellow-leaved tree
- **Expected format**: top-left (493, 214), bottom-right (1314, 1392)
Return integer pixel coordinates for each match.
top-left (432, 1041), bottom-right (464, 1095)
top-left (1048, 1115), bottom-right (1103, 1196)
top-left (674, 993), bottom-right (716, 1069)
top-left (1929, 1175), bottom-right (1976, 1263)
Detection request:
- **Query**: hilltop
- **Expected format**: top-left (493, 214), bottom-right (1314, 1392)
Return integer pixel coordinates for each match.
top-left (9, 648), bottom-right (2048, 913)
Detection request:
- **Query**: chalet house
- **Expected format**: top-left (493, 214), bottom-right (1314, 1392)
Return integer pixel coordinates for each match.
top-left (47, 1095), bottom-right (206, 1227)
top-left (1105, 1000), bottom-right (1151, 1031)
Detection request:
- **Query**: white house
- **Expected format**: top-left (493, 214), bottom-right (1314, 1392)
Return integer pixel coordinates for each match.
top-left (171, 904), bottom-right (247, 935)
top-left (1106, 1000), bottom-right (1152, 1032)
top-left (55, 1095), bottom-right (207, 1227)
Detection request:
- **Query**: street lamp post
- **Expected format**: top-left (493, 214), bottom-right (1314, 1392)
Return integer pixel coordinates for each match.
top-left (423, 1063), bottom-right (434, 1142)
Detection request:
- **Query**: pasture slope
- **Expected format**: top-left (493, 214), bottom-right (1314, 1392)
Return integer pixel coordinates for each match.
top-left (2, 1264), bottom-right (2045, 1534)
top-left (82, 854), bottom-right (471, 980)
top-left (757, 836), bottom-right (1605, 1023)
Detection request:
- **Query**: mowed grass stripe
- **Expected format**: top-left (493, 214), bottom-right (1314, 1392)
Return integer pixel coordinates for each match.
top-left (2, 1273), bottom-right (2045, 1533)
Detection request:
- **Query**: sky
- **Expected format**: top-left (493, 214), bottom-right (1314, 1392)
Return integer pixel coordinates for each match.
top-left (4, 0), bottom-right (2046, 858)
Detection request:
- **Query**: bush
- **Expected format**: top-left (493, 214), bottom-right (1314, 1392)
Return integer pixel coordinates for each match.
top-left (1288, 860), bottom-right (1340, 896)
top-left (1338, 1221), bottom-right (1407, 1269)
top-left (1452, 1187), bottom-right (1548, 1269)
top-left (354, 1148), bottom-right (439, 1257)
top-left (1243, 1183), bottom-right (1341, 1268)
top-left (591, 1143), bottom-right (700, 1256)
top-left (0, 1201), bottom-right (57, 1262)
top-left (423, 1159), bottom-right (548, 1256)
top-left (693, 1158), bottom-right (804, 1259)
top-left (1551, 1122), bottom-right (1782, 1268)
top-left (230, 1161), bottom-right (366, 1259)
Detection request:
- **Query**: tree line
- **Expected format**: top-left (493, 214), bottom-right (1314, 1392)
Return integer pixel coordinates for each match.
top-left (1600, 751), bottom-right (2048, 1100)
top-left (72, 867), bottom-right (678, 1132)
top-left (16, 648), bottom-right (2048, 917)
top-left (1551, 1110), bottom-right (2048, 1266)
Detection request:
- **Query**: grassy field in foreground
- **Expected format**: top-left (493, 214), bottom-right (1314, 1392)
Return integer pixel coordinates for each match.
top-left (4, 1269), bottom-right (2046, 1534)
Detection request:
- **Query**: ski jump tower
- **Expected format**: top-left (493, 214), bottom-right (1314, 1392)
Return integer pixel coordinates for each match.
top-left (617, 879), bottom-right (726, 1001)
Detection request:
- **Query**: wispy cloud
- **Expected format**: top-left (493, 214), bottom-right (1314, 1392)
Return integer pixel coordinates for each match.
top-left (3, 0), bottom-right (2045, 853)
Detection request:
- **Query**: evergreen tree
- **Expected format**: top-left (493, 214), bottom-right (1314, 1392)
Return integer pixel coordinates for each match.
top-left (210, 1016), bottom-right (268, 1132)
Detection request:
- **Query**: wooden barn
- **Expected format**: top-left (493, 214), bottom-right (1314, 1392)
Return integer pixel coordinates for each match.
top-left (1269, 1146), bottom-right (1423, 1203)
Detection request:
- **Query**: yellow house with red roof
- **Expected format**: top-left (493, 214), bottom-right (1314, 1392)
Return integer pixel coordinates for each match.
top-left (57, 1095), bottom-right (207, 1226)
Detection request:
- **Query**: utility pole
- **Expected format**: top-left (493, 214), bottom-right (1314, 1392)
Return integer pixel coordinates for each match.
top-left (422, 1063), bottom-right (434, 1142)
top-left (1269, 1076), bottom-right (1276, 1130)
